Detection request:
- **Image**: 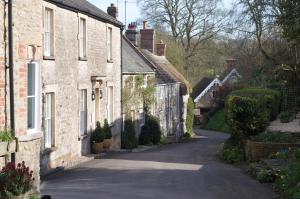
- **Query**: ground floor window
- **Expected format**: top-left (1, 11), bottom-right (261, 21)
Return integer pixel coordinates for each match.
top-left (79, 89), bottom-right (87, 136)
top-left (107, 86), bottom-right (114, 124)
top-left (45, 93), bottom-right (55, 148)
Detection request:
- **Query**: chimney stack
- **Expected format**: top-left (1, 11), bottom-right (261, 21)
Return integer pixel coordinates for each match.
top-left (156, 40), bottom-right (166, 56)
top-left (140, 20), bottom-right (155, 53)
top-left (125, 22), bottom-right (138, 46)
top-left (225, 58), bottom-right (237, 70)
top-left (107, 3), bottom-right (118, 18)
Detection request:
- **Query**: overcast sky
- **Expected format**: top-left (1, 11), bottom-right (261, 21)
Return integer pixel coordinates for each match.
top-left (88, 0), bottom-right (234, 28)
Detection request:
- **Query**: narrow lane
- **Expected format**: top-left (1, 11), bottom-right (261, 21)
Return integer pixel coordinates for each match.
top-left (41, 129), bottom-right (278, 199)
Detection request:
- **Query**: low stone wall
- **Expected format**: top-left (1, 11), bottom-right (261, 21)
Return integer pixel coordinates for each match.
top-left (245, 140), bottom-right (300, 161)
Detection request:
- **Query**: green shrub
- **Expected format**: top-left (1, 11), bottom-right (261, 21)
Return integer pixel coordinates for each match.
top-left (226, 96), bottom-right (270, 145)
top-left (138, 115), bottom-right (161, 145)
top-left (269, 150), bottom-right (290, 160)
top-left (276, 161), bottom-right (300, 199)
top-left (251, 132), bottom-right (296, 143)
top-left (230, 87), bottom-right (281, 121)
top-left (121, 120), bottom-right (138, 149)
top-left (160, 137), bottom-right (171, 145)
top-left (186, 97), bottom-right (194, 136)
top-left (139, 125), bottom-right (151, 145)
top-left (256, 169), bottom-right (276, 183)
top-left (294, 149), bottom-right (300, 160)
top-left (220, 143), bottom-right (245, 164)
top-left (103, 119), bottom-right (112, 139)
top-left (279, 111), bottom-right (295, 123)
top-left (91, 122), bottom-right (105, 143)
top-left (204, 109), bottom-right (229, 133)
top-left (0, 129), bottom-right (14, 142)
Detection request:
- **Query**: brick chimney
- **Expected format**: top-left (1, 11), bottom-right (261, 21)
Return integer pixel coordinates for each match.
top-left (125, 22), bottom-right (138, 46)
top-left (107, 3), bottom-right (118, 18)
top-left (140, 21), bottom-right (155, 53)
top-left (225, 58), bottom-right (237, 70)
top-left (156, 40), bottom-right (166, 56)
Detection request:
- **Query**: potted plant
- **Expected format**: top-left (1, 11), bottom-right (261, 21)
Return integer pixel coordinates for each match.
top-left (0, 129), bottom-right (16, 156)
top-left (103, 119), bottom-right (112, 149)
top-left (91, 122), bottom-right (105, 154)
top-left (0, 161), bottom-right (35, 199)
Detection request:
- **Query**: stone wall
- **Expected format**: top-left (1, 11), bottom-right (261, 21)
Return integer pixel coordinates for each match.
top-left (40, 1), bottom-right (122, 174)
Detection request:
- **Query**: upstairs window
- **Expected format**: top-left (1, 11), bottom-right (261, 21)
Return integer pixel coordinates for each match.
top-left (79, 18), bottom-right (86, 59)
top-left (107, 27), bottom-right (112, 61)
top-left (44, 8), bottom-right (54, 57)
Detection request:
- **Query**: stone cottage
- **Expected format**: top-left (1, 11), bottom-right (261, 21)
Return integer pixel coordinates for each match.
top-left (138, 22), bottom-right (191, 140)
top-left (122, 25), bottom-right (156, 136)
top-left (40, 1), bottom-right (123, 175)
top-left (0, 0), bottom-right (44, 190)
top-left (0, 0), bottom-right (123, 182)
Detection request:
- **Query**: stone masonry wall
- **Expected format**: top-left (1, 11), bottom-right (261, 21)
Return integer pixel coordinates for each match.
top-left (40, 1), bottom-right (122, 174)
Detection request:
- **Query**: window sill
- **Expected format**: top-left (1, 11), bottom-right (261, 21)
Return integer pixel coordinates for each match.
top-left (107, 59), bottom-right (114, 63)
top-left (78, 134), bottom-right (88, 141)
top-left (43, 56), bottom-right (55, 60)
top-left (43, 147), bottom-right (57, 154)
top-left (79, 57), bottom-right (87, 61)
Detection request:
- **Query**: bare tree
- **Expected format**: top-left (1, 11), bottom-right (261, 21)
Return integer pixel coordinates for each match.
top-left (138, 0), bottom-right (230, 76)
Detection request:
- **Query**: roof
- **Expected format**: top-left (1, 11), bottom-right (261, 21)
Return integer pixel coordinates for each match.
top-left (141, 50), bottom-right (192, 95)
top-left (191, 77), bottom-right (214, 99)
top-left (193, 78), bottom-right (222, 102)
top-left (221, 68), bottom-right (241, 83)
top-left (122, 37), bottom-right (155, 74)
top-left (45, 0), bottom-right (124, 27)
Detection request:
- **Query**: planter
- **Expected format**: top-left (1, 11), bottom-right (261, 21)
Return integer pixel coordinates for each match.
top-left (0, 140), bottom-right (17, 156)
top-left (103, 139), bottom-right (112, 149)
top-left (245, 140), bottom-right (300, 161)
top-left (92, 142), bottom-right (104, 154)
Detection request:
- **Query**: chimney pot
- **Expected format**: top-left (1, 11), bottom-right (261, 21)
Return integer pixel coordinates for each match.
top-left (143, 21), bottom-right (148, 29)
top-left (156, 40), bottom-right (166, 56)
top-left (126, 22), bottom-right (139, 46)
top-left (107, 3), bottom-right (118, 18)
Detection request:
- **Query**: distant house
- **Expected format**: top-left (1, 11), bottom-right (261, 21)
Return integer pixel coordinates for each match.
top-left (192, 58), bottom-right (241, 124)
top-left (192, 78), bottom-right (222, 124)
top-left (122, 32), bottom-right (156, 136)
top-left (125, 21), bottom-right (191, 140)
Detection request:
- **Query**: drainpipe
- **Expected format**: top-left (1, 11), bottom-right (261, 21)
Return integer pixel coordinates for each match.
top-left (8, 0), bottom-right (15, 162)
top-left (120, 26), bottom-right (124, 132)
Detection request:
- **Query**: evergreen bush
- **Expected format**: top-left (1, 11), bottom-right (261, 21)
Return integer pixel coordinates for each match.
top-left (103, 119), bottom-right (112, 139)
top-left (121, 120), bottom-right (138, 149)
top-left (186, 97), bottom-right (194, 136)
top-left (91, 122), bottom-right (105, 143)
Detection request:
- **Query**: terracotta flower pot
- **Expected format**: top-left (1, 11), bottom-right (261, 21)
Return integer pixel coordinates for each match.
top-left (103, 139), bottom-right (112, 149)
top-left (92, 142), bottom-right (104, 154)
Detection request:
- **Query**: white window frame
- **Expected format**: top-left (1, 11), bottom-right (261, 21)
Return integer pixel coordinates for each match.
top-left (107, 86), bottom-right (114, 124)
top-left (107, 27), bottom-right (113, 61)
top-left (79, 89), bottom-right (88, 136)
top-left (44, 7), bottom-right (54, 57)
top-left (45, 93), bottom-right (55, 148)
top-left (79, 17), bottom-right (87, 59)
top-left (27, 61), bottom-right (40, 134)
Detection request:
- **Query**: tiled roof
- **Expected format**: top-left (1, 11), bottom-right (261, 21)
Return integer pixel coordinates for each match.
top-left (45, 0), bottom-right (124, 27)
top-left (191, 77), bottom-right (214, 99)
top-left (122, 37), bottom-right (155, 74)
top-left (141, 50), bottom-right (191, 95)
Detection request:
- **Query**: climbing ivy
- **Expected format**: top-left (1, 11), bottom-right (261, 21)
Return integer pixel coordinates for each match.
top-left (122, 75), bottom-right (156, 117)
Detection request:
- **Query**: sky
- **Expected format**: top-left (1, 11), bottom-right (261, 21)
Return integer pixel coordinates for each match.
top-left (88, 0), bottom-right (234, 28)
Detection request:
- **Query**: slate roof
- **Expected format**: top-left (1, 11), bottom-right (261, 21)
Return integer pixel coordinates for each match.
top-left (219, 68), bottom-right (233, 81)
top-left (45, 0), bottom-right (124, 27)
top-left (122, 37), bottom-right (155, 74)
top-left (191, 77), bottom-right (214, 99)
top-left (141, 50), bottom-right (192, 95)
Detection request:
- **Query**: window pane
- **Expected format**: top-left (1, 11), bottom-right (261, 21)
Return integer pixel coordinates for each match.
top-left (27, 97), bottom-right (35, 129)
top-left (28, 63), bottom-right (36, 96)
top-left (79, 90), bottom-right (87, 135)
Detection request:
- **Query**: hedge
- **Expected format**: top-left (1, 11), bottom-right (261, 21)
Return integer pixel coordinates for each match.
top-left (226, 95), bottom-right (270, 145)
top-left (230, 87), bottom-right (281, 121)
